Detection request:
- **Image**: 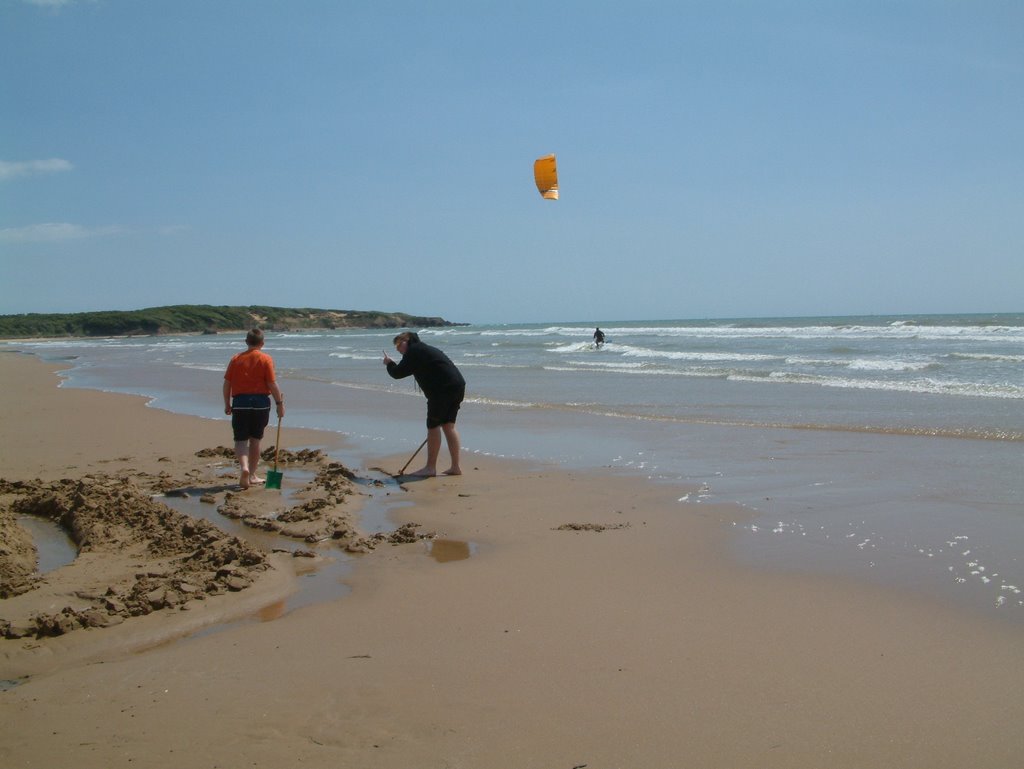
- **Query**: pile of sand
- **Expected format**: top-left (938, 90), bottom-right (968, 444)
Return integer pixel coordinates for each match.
top-left (0, 447), bottom-right (432, 641)
top-left (0, 473), bottom-right (268, 638)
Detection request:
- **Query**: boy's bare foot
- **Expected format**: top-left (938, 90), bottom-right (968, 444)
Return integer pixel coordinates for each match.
top-left (249, 475), bottom-right (265, 485)
top-left (239, 471), bottom-right (250, 490)
top-left (442, 468), bottom-right (462, 476)
top-left (409, 467), bottom-right (437, 477)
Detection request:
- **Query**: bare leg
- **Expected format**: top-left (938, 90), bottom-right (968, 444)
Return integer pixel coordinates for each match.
top-left (248, 439), bottom-right (263, 484)
top-left (235, 440), bottom-right (251, 489)
top-left (441, 422), bottom-right (462, 475)
top-left (410, 427), bottom-right (441, 476)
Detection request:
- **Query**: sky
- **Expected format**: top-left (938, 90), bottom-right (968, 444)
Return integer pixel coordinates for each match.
top-left (2, 1), bottom-right (1022, 325)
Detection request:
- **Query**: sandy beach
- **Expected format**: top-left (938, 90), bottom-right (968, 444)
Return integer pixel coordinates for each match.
top-left (1, 350), bottom-right (1023, 768)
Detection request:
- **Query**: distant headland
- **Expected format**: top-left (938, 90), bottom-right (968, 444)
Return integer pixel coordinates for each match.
top-left (0, 305), bottom-right (465, 339)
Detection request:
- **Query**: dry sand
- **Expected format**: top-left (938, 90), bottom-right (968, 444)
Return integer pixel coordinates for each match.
top-left (1, 350), bottom-right (1022, 768)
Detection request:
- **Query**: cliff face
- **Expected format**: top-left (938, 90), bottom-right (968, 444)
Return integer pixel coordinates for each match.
top-left (0, 305), bottom-right (463, 339)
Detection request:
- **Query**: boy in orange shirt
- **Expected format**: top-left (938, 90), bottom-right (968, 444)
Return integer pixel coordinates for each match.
top-left (223, 329), bottom-right (285, 489)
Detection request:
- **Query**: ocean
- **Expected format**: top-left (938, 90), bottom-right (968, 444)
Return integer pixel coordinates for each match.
top-left (10, 313), bottom-right (1023, 622)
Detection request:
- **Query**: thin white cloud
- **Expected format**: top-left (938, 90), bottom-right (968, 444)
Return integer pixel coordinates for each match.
top-left (0, 222), bottom-right (127, 243)
top-left (0, 158), bottom-right (74, 181)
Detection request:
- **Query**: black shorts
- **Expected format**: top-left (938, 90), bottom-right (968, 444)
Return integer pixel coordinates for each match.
top-left (426, 384), bottom-right (465, 429)
top-left (231, 394), bottom-right (271, 441)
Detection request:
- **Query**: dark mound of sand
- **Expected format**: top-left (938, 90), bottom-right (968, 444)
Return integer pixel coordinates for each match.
top-left (0, 475), bottom-right (268, 639)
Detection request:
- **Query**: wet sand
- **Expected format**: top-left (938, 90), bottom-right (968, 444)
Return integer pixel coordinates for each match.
top-left (1, 350), bottom-right (1022, 768)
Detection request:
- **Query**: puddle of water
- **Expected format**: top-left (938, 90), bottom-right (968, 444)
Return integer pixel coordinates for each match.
top-left (426, 538), bottom-right (476, 563)
top-left (351, 472), bottom-right (412, 534)
top-left (256, 599), bottom-right (287, 623)
top-left (16, 515), bottom-right (77, 573)
top-left (156, 469), bottom-right (349, 601)
top-left (158, 485), bottom-right (310, 555)
top-left (157, 466), bottom-right (414, 624)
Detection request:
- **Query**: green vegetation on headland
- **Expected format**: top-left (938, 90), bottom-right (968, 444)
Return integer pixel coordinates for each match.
top-left (0, 305), bottom-right (463, 339)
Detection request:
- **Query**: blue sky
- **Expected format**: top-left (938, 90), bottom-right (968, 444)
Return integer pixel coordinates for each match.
top-left (2, 1), bottom-right (1021, 324)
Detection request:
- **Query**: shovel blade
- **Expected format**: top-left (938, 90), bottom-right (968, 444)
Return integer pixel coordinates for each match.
top-left (265, 469), bottom-right (283, 490)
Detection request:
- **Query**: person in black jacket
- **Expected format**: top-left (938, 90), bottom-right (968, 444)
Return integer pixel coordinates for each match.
top-left (382, 331), bottom-right (466, 476)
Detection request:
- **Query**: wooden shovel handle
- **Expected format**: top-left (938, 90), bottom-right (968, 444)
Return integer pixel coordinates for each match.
top-left (273, 415), bottom-right (282, 469)
top-left (399, 438), bottom-right (428, 475)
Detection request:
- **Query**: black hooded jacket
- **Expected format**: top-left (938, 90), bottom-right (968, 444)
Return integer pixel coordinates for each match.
top-left (386, 336), bottom-right (465, 399)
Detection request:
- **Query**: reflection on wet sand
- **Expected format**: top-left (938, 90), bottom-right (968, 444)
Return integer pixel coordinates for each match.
top-left (257, 599), bottom-right (287, 623)
top-left (427, 539), bottom-right (473, 563)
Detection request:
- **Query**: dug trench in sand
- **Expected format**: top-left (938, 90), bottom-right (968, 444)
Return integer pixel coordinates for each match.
top-left (1, 350), bottom-right (1023, 769)
top-left (0, 353), bottom-right (435, 669)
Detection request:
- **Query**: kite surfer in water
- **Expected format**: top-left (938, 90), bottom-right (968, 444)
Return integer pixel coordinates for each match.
top-left (593, 328), bottom-right (605, 348)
